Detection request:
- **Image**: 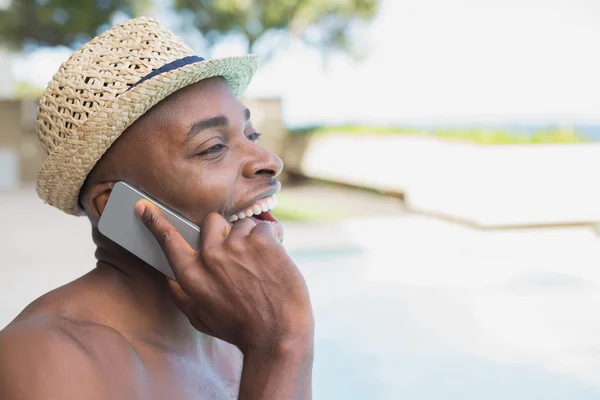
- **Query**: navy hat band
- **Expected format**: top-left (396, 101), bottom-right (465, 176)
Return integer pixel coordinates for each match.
top-left (127, 55), bottom-right (205, 91)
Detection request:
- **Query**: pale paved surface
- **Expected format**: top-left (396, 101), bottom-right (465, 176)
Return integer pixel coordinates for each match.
top-left (3, 186), bottom-right (600, 399)
top-left (296, 134), bottom-right (600, 227)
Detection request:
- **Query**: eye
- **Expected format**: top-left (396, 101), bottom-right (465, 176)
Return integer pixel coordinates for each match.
top-left (247, 132), bottom-right (261, 142)
top-left (198, 143), bottom-right (226, 156)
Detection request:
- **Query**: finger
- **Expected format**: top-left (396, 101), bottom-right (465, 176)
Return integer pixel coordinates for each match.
top-left (227, 217), bottom-right (258, 241)
top-left (168, 280), bottom-right (214, 336)
top-left (200, 212), bottom-right (231, 245)
top-left (135, 199), bottom-right (195, 271)
top-left (250, 221), bottom-right (282, 245)
top-left (168, 279), bottom-right (196, 308)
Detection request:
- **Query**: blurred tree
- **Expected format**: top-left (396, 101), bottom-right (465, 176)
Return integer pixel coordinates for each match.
top-left (0, 0), bottom-right (151, 50)
top-left (174, 0), bottom-right (379, 61)
top-left (0, 0), bottom-right (379, 61)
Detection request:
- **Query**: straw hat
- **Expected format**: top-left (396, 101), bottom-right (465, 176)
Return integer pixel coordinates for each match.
top-left (35, 16), bottom-right (260, 216)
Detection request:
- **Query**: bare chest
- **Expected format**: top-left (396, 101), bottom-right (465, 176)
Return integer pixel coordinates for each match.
top-left (142, 349), bottom-right (243, 400)
top-left (99, 337), bottom-right (244, 400)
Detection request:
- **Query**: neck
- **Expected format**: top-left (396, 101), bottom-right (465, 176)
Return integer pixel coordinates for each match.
top-left (90, 226), bottom-right (200, 352)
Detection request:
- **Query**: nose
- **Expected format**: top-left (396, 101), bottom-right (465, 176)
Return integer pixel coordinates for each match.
top-left (242, 145), bottom-right (284, 179)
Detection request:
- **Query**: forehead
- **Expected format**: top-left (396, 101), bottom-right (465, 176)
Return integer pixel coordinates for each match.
top-left (107, 77), bottom-right (241, 154)
top-left (119, 78), bottom-right (245, 154)
top-left (149, 77), bottom-right (242, 125)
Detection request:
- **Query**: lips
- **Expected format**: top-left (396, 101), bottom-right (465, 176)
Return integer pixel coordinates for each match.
top-left (228, 192), bottom-right (284, 242)
top-left (227, 195), bottom-right (278, 223)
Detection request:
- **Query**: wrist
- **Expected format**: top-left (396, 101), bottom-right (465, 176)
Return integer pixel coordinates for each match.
top-left (276, 331), bottom-right (315, 359)
top-left (245, 329), bottom-right (315, 361)
top-left (239, 330), bottom-right (314, 400)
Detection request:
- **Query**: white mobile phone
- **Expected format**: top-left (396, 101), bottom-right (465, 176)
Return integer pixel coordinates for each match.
top-left (98, 181), bottom-right (200, 281)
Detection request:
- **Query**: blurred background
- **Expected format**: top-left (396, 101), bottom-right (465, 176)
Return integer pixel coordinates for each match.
top-left (1, 0), bottom-right (600, 399)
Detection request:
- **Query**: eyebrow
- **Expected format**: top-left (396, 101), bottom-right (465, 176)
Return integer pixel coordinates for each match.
top-left (186, 108), bottom-right (252, 142)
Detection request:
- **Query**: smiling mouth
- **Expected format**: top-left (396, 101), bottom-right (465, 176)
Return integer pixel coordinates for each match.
top-left (228, 195), bottom-right (279, 223)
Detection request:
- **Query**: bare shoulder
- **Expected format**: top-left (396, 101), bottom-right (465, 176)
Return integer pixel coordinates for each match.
top-left (0, 315), bottom-right (146, 400)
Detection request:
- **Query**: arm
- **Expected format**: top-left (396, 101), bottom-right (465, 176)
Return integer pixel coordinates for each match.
top-left (0, 321), bottom-right (106, 400)
top-left (239, 336), bottom-right (314, 400)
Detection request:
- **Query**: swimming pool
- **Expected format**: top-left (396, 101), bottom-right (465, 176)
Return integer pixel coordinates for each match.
top-left (291, 217), bottom-right (600, 399)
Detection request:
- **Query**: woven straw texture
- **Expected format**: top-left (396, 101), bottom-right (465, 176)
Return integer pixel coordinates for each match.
top-left (35, 16), bottom-right (259, 216)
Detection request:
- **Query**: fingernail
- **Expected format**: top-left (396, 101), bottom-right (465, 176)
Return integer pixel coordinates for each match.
top-left (268, 222), bottom-right (280, 241)
top-left (135, 200), bottom-right (145, 216)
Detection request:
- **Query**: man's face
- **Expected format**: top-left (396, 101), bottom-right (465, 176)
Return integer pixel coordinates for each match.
top-left (94, 77), bottom-right (284, 236)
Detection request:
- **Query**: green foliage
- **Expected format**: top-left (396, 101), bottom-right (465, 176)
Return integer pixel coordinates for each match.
top-left (290, 125), bottom-right (419, 136)
top-left (170, 0), bottom-right (378, 59)
top-left (0, 0), bottom-right (379, 61)
top-left (0, 0), bottom-right (150, 50)
top-left (272, 189), bottom-right (357, 221)
top-left (529, 128), bottom-right (586, 144)
top-left (271, 205), bottom-right (331, 222)
top-left (14, 80), bottom-right (44, 99)
top-left (432, 127), bottom-right (588, 144)
top-left (289, 125), bottom-right (590, 144)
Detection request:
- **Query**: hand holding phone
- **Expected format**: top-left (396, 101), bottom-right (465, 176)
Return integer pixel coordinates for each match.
top-left (101, 184), bottom-right (315, 398)
top-left (134, 199), bottom-right (314, 354)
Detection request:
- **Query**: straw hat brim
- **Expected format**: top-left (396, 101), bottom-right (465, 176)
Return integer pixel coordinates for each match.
top-left (36, 55), bottom-right (260, 216)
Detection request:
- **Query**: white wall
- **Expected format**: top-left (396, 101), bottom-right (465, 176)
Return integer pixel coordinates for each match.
top-left (0, 49), bottom-right (14, 99)
top-left (0, 148), bottom-right (19, 190)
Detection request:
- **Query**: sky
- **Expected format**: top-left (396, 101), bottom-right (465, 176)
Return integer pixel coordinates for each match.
top-left (8, 0), bottom-right (600, 127)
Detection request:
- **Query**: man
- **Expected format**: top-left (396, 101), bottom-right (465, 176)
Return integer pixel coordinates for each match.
top-left (0, 17), bottom-right (314, 400)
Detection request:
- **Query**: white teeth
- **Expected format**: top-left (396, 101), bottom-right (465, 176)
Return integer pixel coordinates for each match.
top-left (230, 195), bottom-right (279, 223)
top-left (270, 196), bottom-right (278, 210)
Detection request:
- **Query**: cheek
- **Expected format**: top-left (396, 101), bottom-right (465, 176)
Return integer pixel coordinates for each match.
top-left (126, 137), bottom-right (234, 221)
top-left (169, 166), bottom-right (237, 223)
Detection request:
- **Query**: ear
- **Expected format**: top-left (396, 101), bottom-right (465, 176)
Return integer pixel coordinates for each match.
top-left (80, 181), bottom-right (115, 219)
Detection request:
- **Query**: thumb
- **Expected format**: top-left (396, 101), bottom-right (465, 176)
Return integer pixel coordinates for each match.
top-left (135, 199), bottom-right (195, 274)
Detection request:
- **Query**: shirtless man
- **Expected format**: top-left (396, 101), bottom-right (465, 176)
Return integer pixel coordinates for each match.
top-left (0, 17), bottom-right (314, 400)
